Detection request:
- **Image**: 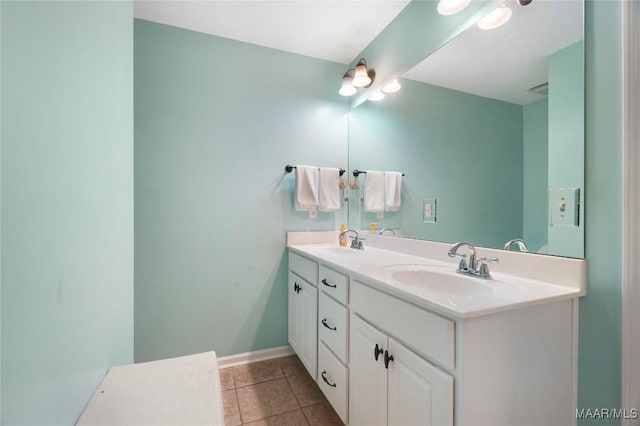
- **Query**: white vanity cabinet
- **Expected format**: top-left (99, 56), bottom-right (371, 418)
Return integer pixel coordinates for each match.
top-left (288, 252), bottom-right (318, 379)
top-left (288, 245), bottom-right (577, 426)
top-left (288, 251), bottom-right (350, 424)
top-left (317, 265), bottom-right (350, 423)
top-left (349, 279), bottom-right (574, 426)
top-left (349, 288), bottom-right (453, 426)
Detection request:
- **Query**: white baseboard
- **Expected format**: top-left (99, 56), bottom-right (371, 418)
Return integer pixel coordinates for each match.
top-left (218, 345), bottom-right (294, 369)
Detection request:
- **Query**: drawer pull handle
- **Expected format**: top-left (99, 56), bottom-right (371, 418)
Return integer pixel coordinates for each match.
top-left (322, 278), bottom-right (337, 288)
top-left (321, 318), bottom-right (337, 331)
top-left (374, 344), bottom-right (384, 361)
top-left (321, 370), bottom-right (337, 387)
top-left (384, 350), bottom-right (394, 369)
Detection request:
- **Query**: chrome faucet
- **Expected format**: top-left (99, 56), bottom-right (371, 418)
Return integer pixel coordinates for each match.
top-left (378, 229), bottom-right (396, 236)
top-left (504, 238), bottom-right (529, 252)
top-left (448, 242), bottom-right (499, 279)
top-left (340, 229), bottom-right (365, 250)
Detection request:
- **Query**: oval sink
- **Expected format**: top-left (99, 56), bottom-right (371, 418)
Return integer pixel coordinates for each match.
top-left (389, 269), bottom-right (492, 296)
top-left (382, 264), bottom-right (496, 308)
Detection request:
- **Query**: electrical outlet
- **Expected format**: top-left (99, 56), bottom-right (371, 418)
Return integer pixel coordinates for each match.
top-left (423, 198), bottom-right (436, 223)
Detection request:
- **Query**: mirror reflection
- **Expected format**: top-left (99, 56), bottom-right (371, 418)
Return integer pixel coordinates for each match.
top-left (348, 0), bottom-right (584, 258)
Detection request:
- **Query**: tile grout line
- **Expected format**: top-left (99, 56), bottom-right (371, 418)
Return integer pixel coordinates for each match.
top-left (284, 374), bottom-right (304, 409)
top-left (233, 388), bottom-right (243, 426)
top-left (282, 365), bottom-right (309, 424)
top-left (226, 356), bottom-right (332, 425)
top-left (234, 364), bottom-right (300, 425)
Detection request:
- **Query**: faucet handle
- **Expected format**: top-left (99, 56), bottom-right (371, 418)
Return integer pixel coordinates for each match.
top-left (448, 252), bottom-right (468, 270)
top-left (457, 258), bottom-right (468, 271)
top-left (350, 236), bottom-right (365, 250)
top-left (476, 257), bottom-right (499, 278)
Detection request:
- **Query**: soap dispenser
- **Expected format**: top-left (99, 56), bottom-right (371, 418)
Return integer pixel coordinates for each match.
top-left (339, 223), bottom-right (347, 247)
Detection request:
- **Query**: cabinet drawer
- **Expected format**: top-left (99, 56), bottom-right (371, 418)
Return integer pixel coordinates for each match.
top-left (319, 292), bottom-right (349, 363)
top-left (289, 251), bottom-right (318, 286)
top-left (317, 342), bottom-right (348, 424)
top-left (319, 265), bottom-right (348, 304)
top-left (351, 280), bottom-right (455, 370)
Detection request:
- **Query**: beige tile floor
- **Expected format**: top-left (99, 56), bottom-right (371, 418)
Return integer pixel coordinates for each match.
top-left (220, 355), bottom-right (344, 426)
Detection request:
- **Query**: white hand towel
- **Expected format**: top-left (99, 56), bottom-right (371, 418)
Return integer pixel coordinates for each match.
top-left (364, 171), bottom-right (385, 213)
top-left (384, 172), bottom-right (403, 211)
top-left (294, 165), bottom-right (319, 211)
top-left (318, 167), bottom-right (341, 212)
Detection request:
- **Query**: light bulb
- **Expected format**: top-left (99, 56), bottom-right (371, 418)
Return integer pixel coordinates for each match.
top-left (477, 5), bottom-right (512, 30)
top-left (339, 74), bottom-right (357, 97)
top-left (368, 91), bottom-right (385, 102)
top-left (382, 79), bottom-right (402, 94)
top-left (352, 60), bottom-right (372, 88)
top-left (437, 0), bottom-right (471, 16)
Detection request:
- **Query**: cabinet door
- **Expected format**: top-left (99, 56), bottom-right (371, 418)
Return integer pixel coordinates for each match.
top-left (349, 315), bottom-right (388, 426)
top-left (297, 278), bottom-right (318, 379)
top-left (387, 337), bottom-right (453, 426)
top-left (288, 273), bottom-right (301, 355)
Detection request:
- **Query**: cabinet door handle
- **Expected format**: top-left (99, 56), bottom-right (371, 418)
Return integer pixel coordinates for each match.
top-left (321, 318), bottom-right (337, 331)
top-left (321, 278), bottom-right (337, 288)
top-left (294, 283), bottom-right (300, 293)
top-left (321, 370), bottom-right (337, 387)
top-left (374, 344), bottom-right (384, 361)
top-left (384, 350), bottom-right (394, 369)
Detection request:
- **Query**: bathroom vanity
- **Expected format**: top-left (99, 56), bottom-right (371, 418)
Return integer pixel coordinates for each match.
top-left (287, 232), bottom-right (585, 426)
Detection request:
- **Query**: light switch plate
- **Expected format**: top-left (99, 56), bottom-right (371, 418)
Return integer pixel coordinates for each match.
top-left (549, 188), bottom-right (580, 226)
top-left (423, 198), bottom-right (437, 223)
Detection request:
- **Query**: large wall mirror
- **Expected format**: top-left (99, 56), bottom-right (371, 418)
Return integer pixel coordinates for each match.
top-left (348, 0), bottom-right (584, 258)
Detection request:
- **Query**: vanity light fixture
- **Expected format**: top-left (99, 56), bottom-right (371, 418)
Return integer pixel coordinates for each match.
top-left (382, 78), bottom-right (402, 94)
top-left (368, 91), bottom-right (385, 102)
top-left (338, 58), bottom-right (376, 97)
top-left (339, 69), bottom-right (357, 97)
top-left (437, 0), bottom-right (471, 16)
top-left (352, 58), bottom-right (375, 88)
top-left (477, 4), bottom-right (513, 30)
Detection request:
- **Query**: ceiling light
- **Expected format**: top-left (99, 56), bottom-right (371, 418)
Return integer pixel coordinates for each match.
top-left (437, 0), bottom-right (471, 16)
top-left (368, 91), bottom-right (385, 102)
top-left (339, 70), bottom-right (357, 97)
top-left (477, 5), bottom-right (512, 30)
top-left (352, 58), bottom-right (375, 88)
top-left (382, 79), bottom-right (402, 94)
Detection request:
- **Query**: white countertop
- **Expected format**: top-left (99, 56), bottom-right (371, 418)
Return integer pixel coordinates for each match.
top-left (288, 242), bottom-right (583, 319)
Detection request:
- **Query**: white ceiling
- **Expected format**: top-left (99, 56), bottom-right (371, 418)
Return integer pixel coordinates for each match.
top-left (134, 0), bottom-right (410, 64)
top-left (134, 0), bottom-right (583, 105)
top-left (403, 0), bottom-right (583, 105)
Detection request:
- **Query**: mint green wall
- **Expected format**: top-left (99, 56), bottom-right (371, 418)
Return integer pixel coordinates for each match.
top-left (548, 41), bottom-right (585, 258)
top-left (522, 98), bottom-right (549, 253)
top-left (1, 1), bottom-right (134, 424)
top-left (579, 1), bottom-right (622, 422)
top-left (0, 1), bottom-right (3, 418)
top-left (0, 1), bottom-right (3, 417)
top-left (348, 79), bottom-right (523, 249)
top-left (134, 20), bottom-right (348, 361)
